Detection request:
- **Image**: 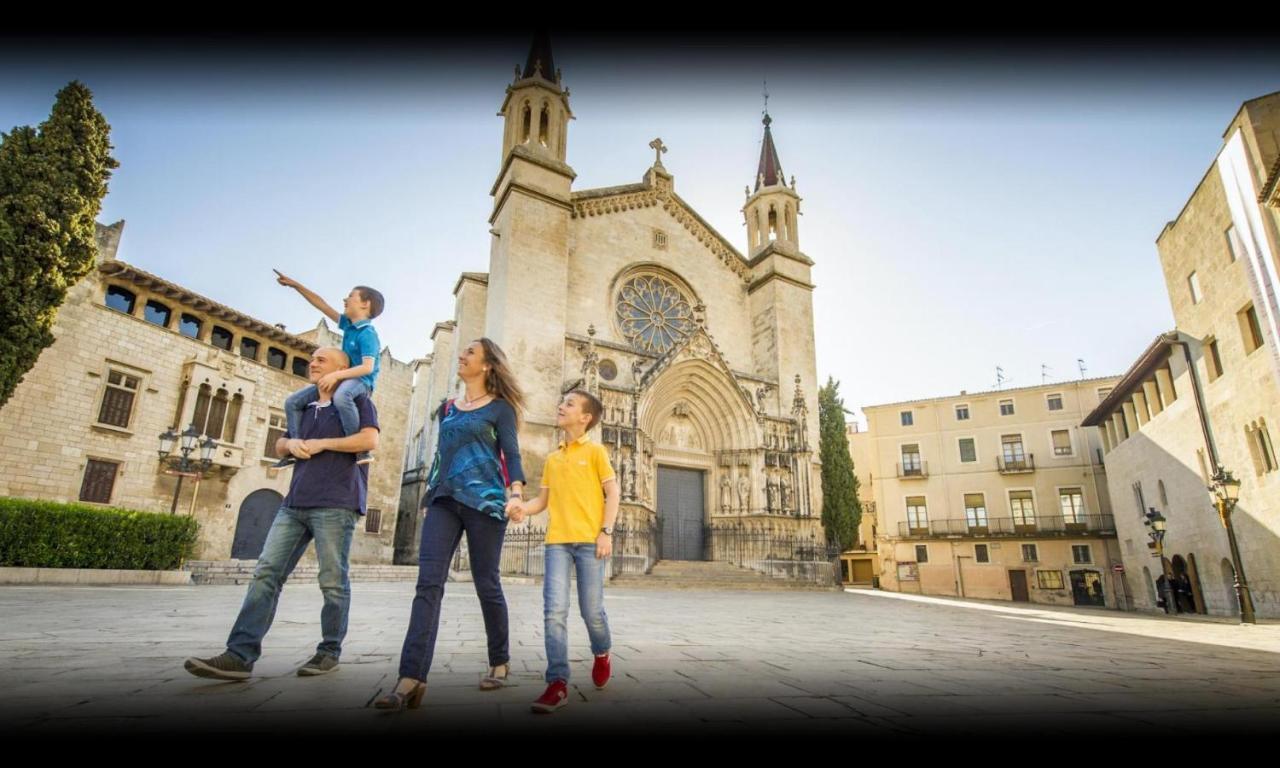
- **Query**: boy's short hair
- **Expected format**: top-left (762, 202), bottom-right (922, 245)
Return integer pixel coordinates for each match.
top-left (354, 286), bottom-right (385, 319)
top-left (567, 388), bottom-right (603, 432)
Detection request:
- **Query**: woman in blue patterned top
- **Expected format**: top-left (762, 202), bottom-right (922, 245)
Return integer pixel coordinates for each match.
top-left (377, 338), bottom-right (525, 710)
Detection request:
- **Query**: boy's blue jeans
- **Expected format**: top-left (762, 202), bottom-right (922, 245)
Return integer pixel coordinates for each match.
top-left (284, 379), bottom-right (369, 439)
top-left (225, 506), bottom-right (358, 664)
top-left (544, 543), bottom-right (612, 683)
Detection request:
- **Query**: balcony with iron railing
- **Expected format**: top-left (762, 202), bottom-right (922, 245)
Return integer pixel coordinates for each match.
top-left (896, 460), bottom-right (929, 480)
top-left (897, 514), bottom-right (1115, 539)
top-left (997, 453), bottom-right (1036, 474)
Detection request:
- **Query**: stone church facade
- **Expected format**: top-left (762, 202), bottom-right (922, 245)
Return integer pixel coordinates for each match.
top-left (400, 36), bottom-right (824, 564)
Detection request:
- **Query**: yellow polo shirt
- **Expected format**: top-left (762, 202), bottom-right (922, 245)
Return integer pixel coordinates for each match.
top-left (541, 434), bottom-right (616, 544)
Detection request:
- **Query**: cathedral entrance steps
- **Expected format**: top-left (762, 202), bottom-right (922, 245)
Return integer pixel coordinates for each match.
top-left (184, 560), bottom-right (420, 585)
top-left (610, 559), bottom-right (837, 591)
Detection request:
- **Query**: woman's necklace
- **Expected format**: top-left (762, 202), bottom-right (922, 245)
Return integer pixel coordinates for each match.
top-left (461, 389), bottom-right (490, 409)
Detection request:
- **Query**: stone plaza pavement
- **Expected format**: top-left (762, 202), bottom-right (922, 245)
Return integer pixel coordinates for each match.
top-left (2, 581), bottom-right (1280, 739)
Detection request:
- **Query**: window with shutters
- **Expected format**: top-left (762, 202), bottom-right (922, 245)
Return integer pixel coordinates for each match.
top-left (1059, 487), bottom-right (1086, 524)
top-left (1009, 490), bottom-right (1036, 527)
top-left (974, 544), bottom-right (990, 563)
top-left (906, 496), bottom-right (928, 533)
top-left (1037, 570), bottom-right (1064, 589)
top-left (1051, 429), bottom-right (1073, 457)
top-left (79, 459), bottom-right (119, 504)
top-left (365, 508), bottom-right (382, 534)
top-left (263, 412), bottom-right (287, 459)
top-left (964, 493), bottom-right (988, 529)
top-left (958, 437), bottom-right (977, 463)
top-left (96, 369), bottom-right (141, 430)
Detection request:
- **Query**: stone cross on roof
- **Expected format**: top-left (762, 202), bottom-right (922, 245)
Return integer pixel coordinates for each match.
top-left (649, 137), bottom-right (668, 168)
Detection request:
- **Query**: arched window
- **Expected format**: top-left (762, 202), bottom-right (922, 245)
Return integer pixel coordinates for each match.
top-left (192, 383), bottom-right (212, 435)
top-left (539, 104), bottom-right (550, 147)
top-left (768, 206), bottom-right (778, 240)
top-left (206, 387), bottom-right (230, 441)
top-left (223, 393), bottom-right (244, 443)
top-left (240, 337), bottom-right (259, 360)
top-left (179, 314), bottom-right (202, 339)
top-left (292, 357), bottom-right (309, 378)
top-left (267, 348), bottom-right (287, 370)
top-left (144, 300), bottom-right (172, 328)
top-left (105, 286), bottom-right (136, 315)
top-left (210, 326), bottom-right (234, 352)
top-left (521, 103), bottom-right (532, 144)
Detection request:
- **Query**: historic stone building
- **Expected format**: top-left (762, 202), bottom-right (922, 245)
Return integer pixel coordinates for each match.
top-left (399, 35), bottom-right (824, 564)
top-left (0, 221), bottom-right (413, 564)
top-left (853, 379), bottom-right (1124, 608)
top-left (1083, 91), bottom-right (1280, 619)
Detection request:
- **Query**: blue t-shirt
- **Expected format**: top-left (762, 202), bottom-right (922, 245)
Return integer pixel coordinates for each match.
top-left (339, 314), bottom-right (381, 391)
top-left (424, 398), bottom-right (525, 520)
top-left (283, 393), bottom-right (380, 514)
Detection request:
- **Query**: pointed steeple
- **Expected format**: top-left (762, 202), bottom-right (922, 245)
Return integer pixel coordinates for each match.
top-left (755, 111), bottom-right (784, 192)
top-left (522, 29), bottom-right (557, 84)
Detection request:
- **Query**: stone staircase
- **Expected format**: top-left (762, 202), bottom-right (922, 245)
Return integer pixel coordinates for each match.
top-left (610, 559), bottom-right (837, 592)
top-left (184, 560), bottom-right (421, 585)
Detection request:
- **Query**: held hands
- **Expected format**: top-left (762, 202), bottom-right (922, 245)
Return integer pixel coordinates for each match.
top-left (286, 438), bottom-right (312, 460)
top-left (596, 531), bottom-right (613, 560)
top-left (505, 497), bottom-right (526, 524)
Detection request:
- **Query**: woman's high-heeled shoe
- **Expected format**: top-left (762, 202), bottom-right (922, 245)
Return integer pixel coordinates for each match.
top-left (374, 679), bottom-right (426, 710)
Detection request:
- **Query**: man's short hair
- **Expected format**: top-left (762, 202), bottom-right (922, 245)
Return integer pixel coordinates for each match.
top-left (354, 286), bottom-right (385, 319)
top-left (568, 388), bottom-right (604, 432)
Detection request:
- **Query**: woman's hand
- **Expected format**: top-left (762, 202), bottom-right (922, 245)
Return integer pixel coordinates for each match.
top-left (505, 498), bottom-right (526, 523)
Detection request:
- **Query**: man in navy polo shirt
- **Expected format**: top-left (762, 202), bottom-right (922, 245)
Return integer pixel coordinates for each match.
top-left (184, 346), bottom-right (380, 680)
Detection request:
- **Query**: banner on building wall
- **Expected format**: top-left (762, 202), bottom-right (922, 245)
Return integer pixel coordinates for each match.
top-left (1217, 130), bottom-right (1280, 381)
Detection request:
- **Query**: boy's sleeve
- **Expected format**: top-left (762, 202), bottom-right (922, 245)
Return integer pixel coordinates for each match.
top-left (357, 327), bottom-right (380, 363)
top-left (338, 314), bottom-right (352, 331)
top-left (594, 445), bottom-right (616, 485)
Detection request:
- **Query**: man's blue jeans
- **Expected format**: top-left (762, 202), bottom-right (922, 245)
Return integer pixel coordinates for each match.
top-left (284, 379), bottom-right (369, 439)
top-left (225, 506), bottom-right (358, 664)
top-left (544, 543), bottom-right (611, 683)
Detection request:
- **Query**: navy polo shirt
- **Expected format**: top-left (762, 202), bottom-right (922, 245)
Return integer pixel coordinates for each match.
top-left (283, 393), bottom-right (380, 514)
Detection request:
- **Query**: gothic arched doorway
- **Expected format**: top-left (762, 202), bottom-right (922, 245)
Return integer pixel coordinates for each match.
top-left (232, 489), bottom-right (283, 559)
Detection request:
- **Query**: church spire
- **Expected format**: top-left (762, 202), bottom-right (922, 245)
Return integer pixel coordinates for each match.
top-left (522, 29), bottom-right (558, 84)
top-left (755, 111), bottom-right (784, 192)
top-left (742, 91), bottom-right (801, 255)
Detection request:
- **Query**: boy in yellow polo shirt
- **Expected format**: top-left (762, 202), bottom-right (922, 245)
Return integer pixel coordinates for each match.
top-left (506, 388), bottom-right (619, 713)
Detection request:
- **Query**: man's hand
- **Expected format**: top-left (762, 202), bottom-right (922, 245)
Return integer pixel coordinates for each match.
top-left (595, 532), bottom-right (613, 559)
top-left (317, 371), bottom-right (342, 396)
top-left (274, 269), bottom-right (300, 289)
top-left (302, 439), bottom-right (328, 457)
top-left (286, 438), bottom-right (312, 460)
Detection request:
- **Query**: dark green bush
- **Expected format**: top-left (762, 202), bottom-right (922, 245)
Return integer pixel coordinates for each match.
top-left (0, 498), bottom-right (198, 570)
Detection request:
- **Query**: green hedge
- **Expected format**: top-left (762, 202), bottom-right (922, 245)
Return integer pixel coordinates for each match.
top-left (0, 498), bottom-right (199, 570)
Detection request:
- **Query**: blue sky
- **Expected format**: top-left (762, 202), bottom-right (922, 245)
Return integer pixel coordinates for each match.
top-left (2, 38), bottom-right (1276, 421)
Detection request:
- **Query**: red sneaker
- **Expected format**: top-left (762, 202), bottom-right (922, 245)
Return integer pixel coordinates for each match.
top-left (591, 652), bottom-right (612, 689)
top-left (531, 680), bottom-right (569, 714)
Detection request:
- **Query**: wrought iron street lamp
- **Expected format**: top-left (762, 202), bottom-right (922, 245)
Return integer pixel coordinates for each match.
top-left (157, 424), bottom-right (217, 514)
top-left (1211, 469), bottom-right (1255, 624)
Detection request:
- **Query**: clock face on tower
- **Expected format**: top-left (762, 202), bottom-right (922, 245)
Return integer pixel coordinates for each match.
top-left (614, 273), bottom-right (697, 355)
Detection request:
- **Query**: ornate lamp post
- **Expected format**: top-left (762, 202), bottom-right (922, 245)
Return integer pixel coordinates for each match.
top-left (157, 424), bottom-right (217, 514)
top-left (1142, 507), bottom-right (1174, 613)
top-left (1211, 469), bottom-right (1255, 624)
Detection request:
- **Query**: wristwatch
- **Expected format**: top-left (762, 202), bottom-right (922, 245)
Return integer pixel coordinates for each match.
top-left (601, 526), bottom-right (614, 536)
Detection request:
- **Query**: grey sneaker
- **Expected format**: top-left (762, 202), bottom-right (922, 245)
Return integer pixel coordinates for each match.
top-left (297, 653), bottom-right (340, 676)
top-left (184, 651), bottom-right (252, 681)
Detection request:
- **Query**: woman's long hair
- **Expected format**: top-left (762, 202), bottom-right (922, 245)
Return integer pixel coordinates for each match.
top-left (478, 337), bottom-right (525, 425)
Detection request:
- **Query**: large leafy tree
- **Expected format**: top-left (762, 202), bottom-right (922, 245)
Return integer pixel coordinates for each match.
top-left (0, 81), bottom-right (118, 407)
